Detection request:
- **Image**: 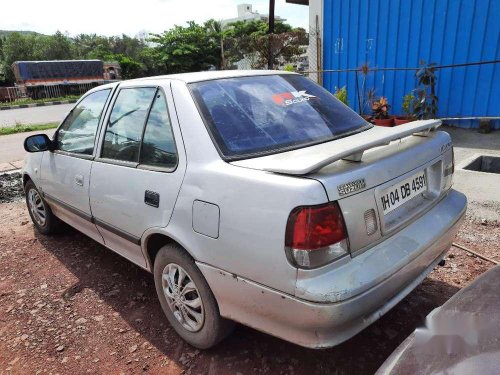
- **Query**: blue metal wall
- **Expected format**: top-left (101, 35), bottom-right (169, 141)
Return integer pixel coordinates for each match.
top-left (322, 0), bottom-right (500, 128)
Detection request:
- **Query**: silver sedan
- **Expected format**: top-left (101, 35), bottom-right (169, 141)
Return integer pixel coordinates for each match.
top-left (22, 70), bottom-right (466, 349)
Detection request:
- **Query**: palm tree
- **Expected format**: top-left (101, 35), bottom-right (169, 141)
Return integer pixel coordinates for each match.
top-left (204, 19), bottom-right (225, 70)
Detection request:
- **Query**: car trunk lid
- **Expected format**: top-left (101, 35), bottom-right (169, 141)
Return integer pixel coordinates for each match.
top-left (312, 130), bottom-right (452, 255)
top-left (231, 120), bottom-right (454, 255)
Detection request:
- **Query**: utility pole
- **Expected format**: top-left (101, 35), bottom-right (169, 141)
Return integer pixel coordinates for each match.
top-left (267, 0), bottom-right (275, 70)
top-left (220, 36), bottom-right (225, 70)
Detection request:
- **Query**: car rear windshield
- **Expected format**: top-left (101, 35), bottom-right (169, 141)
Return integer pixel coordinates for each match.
top-left (190, 74), bottom-right (370, 159)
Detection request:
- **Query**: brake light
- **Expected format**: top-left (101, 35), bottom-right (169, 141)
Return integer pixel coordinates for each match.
top-left (285, 202), bottom-right (349, 268)
top-left (443, 146), bottom-right (454, 190)
top-left (452, 146), bottom-right (455, 174)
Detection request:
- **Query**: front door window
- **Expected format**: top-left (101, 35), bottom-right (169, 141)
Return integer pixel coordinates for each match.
top-left (56, 89), bottom-right (111, 155)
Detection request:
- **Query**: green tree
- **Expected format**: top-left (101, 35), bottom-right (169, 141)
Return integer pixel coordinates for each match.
top-left (1, 32), bottom-right (37, 83)
top-left (0, 36), bottom-right (4, 62)
top-left (148, 21), bottom-right (221, 74)
top-left (204, 19), bottom-right (225, 69)
top-left (33, 31), bottom-right (74, 60)
top-left (107, 53), bottom-right (145, 79)
top-left (222, 19), bottom-right (305, 69)
top-left (111, 34), bottom-right (147, 60)
top-left (224, 19), bottom-right (292, 39)
top-left (73, 34), bottom-right (112, 59)
top-left (0, 18), bottom-right (307, 85)
top-left (0, 36), bottom-right (5, 82)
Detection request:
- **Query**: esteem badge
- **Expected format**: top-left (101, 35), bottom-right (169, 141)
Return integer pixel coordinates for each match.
top-left (337, 179), bottom-right (366, 196)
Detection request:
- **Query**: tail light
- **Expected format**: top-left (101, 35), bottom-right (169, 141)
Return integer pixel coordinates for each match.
top-left (285, 202), bottom-right (349, 269)
top-left (451, 146), bottom-right (455, 174)
top-left (443, 146), bottom-right (454, 191)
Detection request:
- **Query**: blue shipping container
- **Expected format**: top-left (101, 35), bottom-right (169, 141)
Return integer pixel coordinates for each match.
top-left (322, 0), bottom-right (500, 128)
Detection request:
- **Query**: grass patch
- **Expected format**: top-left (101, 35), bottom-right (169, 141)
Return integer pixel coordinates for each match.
top-left (0, 95), bottom-right (80, 108)
top-left (0, 122), bottom-right (58, 136)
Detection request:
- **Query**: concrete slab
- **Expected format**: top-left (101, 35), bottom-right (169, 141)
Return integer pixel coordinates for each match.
top-left (10, 160), bottom-right (24, 169)
top-left (442, 126), bottom-right (500, 222)
top-left (443, 126), bottom-right (500, 163)
top-left (0, 162), bottom-right (16, 172)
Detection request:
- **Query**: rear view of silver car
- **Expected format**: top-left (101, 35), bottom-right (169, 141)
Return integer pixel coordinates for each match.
top-left (22, 71), bottom-right (466, 349)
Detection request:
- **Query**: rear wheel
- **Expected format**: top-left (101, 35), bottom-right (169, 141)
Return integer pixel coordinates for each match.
top-left (153, 244), bottom-right (234, 349)
top-left (25, 180), bottom-right (62, 235)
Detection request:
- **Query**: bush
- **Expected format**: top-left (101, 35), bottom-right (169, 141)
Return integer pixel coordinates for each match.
top-left (334, 86), bottom-right (349, 106)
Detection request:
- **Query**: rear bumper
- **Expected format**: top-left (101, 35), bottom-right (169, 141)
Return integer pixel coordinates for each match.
top-left (198, 189), bottom-right (467, 348)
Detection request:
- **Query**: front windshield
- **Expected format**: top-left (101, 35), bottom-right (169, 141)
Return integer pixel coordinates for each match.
top-left (190, 74), bottom-right (370, 158)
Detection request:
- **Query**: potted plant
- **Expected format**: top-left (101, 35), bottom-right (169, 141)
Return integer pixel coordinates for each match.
top-left (371, 96), bottom-right (393, 126)
top-left (334, 86), bottom-right (349, 106)
top-left (361, 87), bottom-right (375, 122)
top-left (358, 63), bottom-right (370, 117)
top-left (394, 93), bottom-right (416, 125)
top-left (413, 61), bottom-right (438, 119)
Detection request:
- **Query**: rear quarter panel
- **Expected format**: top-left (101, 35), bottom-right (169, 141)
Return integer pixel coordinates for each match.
top-left (166, 161), bottom-right (328, 294)
top-left (162, 81), bottom-right (328, 294)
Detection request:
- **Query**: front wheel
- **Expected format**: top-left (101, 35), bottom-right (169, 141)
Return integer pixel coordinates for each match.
top-left (153, 244), bottom-right (234, 349)
top-left (25, 180), bottom-right (62, 235)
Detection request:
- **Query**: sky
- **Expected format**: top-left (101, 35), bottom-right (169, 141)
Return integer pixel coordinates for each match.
top-left (0, 0), bottom-right (309, 37)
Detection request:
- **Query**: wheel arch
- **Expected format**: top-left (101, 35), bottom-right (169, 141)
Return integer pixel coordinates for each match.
top-left (142, 231), bottom-right (195, 272)
top-left (22, 173), bottom-right (33, 192)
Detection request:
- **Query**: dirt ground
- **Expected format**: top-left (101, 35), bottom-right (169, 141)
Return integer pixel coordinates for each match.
top-left (1, 190), bottom-right (498, 374)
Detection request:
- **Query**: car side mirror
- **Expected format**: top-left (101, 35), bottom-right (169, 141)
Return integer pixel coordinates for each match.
top-left (24, 134), bottom-right (54, 153)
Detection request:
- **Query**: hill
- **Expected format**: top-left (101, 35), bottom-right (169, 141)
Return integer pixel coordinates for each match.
top-left (0, 30), bottom-right (43, 38)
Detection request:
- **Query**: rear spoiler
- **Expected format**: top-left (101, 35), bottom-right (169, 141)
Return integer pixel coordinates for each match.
top-left (231, 120), bottom-right (442, 175)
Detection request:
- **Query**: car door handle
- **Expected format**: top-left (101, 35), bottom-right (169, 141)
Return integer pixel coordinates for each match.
top-left (75, 174), bottom-right (84, 186)
top-left (145, 190), bottom-right (160, 208)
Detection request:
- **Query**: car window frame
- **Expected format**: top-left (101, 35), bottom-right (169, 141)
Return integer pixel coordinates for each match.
top-left (137, 89), bottom-right (179, 173)
top-left (95, 84), bottom-right (179, 173)
top-left (52, 86), bottom-right (117, 161)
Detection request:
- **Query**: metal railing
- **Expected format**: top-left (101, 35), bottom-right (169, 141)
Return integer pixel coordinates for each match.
top-left (303, 59), bottom-right (500, 121)
top-left (0, 81), bottom-right (105, 102)
top-left (304, 59), bottom-right (500, 74)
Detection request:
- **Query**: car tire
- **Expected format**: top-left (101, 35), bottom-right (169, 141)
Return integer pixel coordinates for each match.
top-left (25, 180), bottom-right (63, 235)
top-left (153, 244), bottom-right (234, 349)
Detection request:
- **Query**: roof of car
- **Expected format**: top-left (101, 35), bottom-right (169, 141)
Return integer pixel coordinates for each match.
top-left (130, 70), bottom-right (298, 84)
top-left (84, 81), bottom-right (120, 95)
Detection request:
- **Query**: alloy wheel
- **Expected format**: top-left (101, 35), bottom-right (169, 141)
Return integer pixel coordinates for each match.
top-left (28, 189), bottom-right (46, 227)
top-left (162, 263), bottom-right (205, 332)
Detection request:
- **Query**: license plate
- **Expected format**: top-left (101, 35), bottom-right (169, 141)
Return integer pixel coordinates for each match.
top-left (379, 171), bottom-right (427, 215)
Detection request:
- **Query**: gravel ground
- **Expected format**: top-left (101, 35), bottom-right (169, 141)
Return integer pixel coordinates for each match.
top-left (0, 173), bottom-right (23, 204)
top-left (0, 184), bottom-right (498, 374)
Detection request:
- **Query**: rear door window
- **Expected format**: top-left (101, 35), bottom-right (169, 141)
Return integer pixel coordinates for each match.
top-left (139, 90), bottom-right (178, 169)
top-left (101, 87), bottom-right (156, 162)
top-left (190, 74), bottom-right (370, 158)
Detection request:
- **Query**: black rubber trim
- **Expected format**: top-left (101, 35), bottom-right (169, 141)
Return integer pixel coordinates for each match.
top-left (43, 193), bottom-right (93, 222)
top-left (93, 218), bottom-right (141, 245)
top-left (43, 192), bottom-right (141, 245)
top-left (53, 150), bottom-right (94, 160)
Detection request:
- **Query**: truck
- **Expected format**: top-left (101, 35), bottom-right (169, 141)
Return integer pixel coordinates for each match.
top-left (11, 60), bottom-right (107, 99)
